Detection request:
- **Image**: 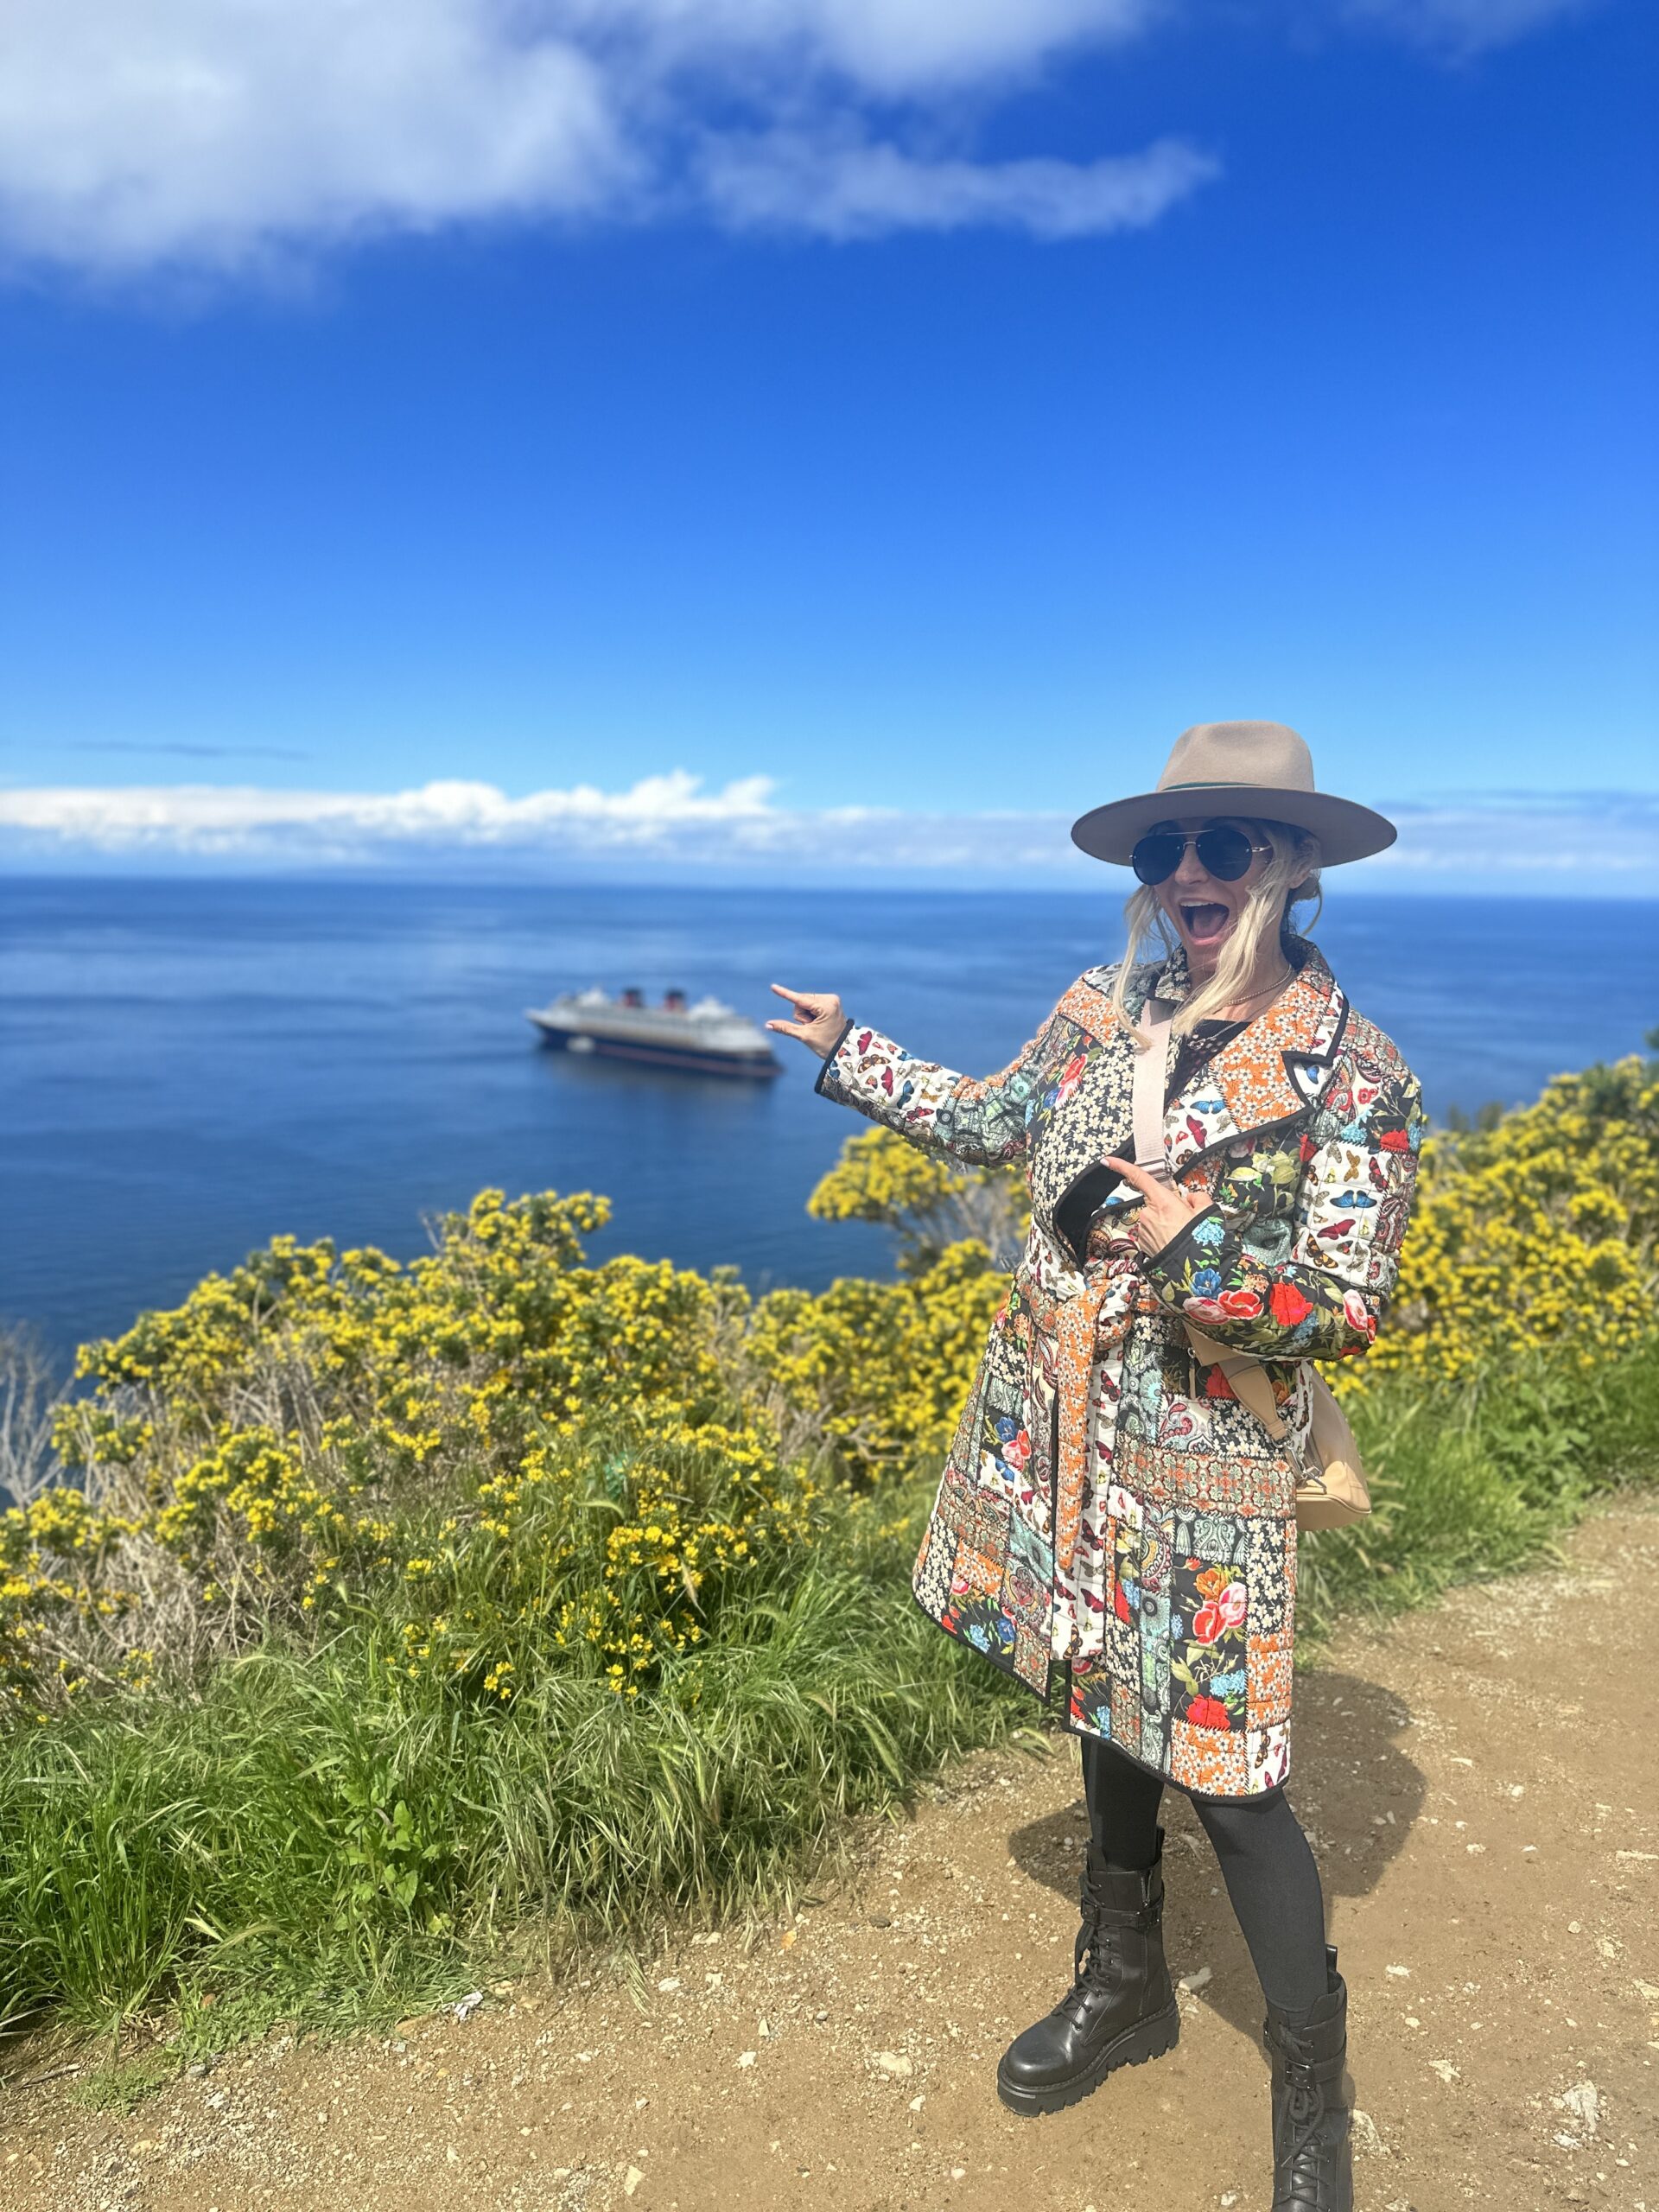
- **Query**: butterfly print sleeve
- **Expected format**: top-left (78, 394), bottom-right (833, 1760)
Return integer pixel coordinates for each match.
top-left (1142, 1066), bottom-right (1427, 1361)
top-left (813, 1006), bottom-right (1065, 1169)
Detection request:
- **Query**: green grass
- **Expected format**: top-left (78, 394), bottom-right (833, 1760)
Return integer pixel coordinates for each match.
top-left (0, 1337), bottom-right (1652, 2052)
top-left (0, 1544), bottom-right (1025, 2046)
top-left (1296, 1342), bottom-right (1659, 1640)
top-left (70, 2048), bottom-right (183, 2113)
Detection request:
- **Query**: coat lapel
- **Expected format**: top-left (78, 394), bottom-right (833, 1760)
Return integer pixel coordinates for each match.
top-left (1158, 946), bottom-right (1349, 1175)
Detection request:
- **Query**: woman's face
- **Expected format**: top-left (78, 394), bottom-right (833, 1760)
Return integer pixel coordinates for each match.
top-left (1148, 816), bottom-right (1277, 973)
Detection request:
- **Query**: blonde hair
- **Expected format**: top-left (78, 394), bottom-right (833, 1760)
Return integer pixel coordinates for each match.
top-left (1108, 819), bottom-right (1324, 1041)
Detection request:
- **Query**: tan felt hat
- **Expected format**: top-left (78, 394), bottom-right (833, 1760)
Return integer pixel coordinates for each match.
top-left (1070, 720), bottom-right (1396, 868)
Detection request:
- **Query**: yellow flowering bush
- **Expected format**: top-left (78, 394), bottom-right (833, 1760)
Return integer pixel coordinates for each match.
top-left (808, 1126), bottom-right (1026, 1271)
top-left (13, 1190), bottom-right (820, 1719)
top-left (1361, 1054), bottom-right (1659, 1385)
top-left (747, 1243), bottom-right (1003, 1474)
top-left (0, 1487), bottom-right (137, 1708)
top-left (752, 1127), bottom-right (1015, 1471)
top-left (379, 1413), bottom-right (827, 1704)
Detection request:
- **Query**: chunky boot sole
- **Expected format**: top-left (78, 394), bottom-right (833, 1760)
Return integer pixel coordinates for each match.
top-left (995, 1999), bottom-right (1180, 2117)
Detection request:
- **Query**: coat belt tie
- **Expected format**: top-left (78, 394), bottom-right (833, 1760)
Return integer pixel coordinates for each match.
top-left (1049, 1255), bottom-right (1165, 1579)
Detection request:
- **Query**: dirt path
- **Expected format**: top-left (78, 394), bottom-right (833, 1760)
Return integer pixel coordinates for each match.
top-left (6, 1502), bottom-right (1658, 2212)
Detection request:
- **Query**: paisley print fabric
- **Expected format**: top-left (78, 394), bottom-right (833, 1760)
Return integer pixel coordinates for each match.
top-left (816, 941), bottom-right (1425, 1799)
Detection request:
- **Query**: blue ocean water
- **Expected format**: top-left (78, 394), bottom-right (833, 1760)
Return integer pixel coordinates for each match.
top-left (3, 878), bottom-right (1655, 1361)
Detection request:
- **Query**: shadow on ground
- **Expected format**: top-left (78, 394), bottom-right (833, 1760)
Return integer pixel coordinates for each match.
top-left (1005, 1663), bottom-right (1427, 2043)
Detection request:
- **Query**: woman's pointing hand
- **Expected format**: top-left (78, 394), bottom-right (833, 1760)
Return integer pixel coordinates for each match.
top-left (1101, 1156), bottom-right (1207, 1256)
top-left (766, 984), bottom-right (847, 1060)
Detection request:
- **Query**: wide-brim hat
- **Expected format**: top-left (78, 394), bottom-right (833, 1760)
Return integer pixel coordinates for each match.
top-left (1070, 721), bottom-right (1396, 868)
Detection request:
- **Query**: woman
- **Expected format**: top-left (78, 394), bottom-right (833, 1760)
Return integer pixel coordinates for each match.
top-left (767, 721), bottom-right (1424, 2212)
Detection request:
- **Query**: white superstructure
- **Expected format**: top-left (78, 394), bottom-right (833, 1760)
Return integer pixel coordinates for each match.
top-left (525, 987), bottom-right (782, 1077)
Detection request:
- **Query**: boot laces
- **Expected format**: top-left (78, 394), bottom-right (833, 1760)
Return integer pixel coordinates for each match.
top-left (1056, 1904), bottom-right (1122, 2025)
top-left (1279, 2055), bottom-right (1332, 2182)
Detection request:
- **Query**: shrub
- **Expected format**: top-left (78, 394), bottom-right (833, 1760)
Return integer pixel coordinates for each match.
top-left (806, 1125), bottom-right (1026, 1270)
top-left (746, 1242), bottom-right (1003, 1478)
top-left (1363, 1052), bottom-right (1659, 1385)
top-left (13, 1191), bottom-right (817, 1717)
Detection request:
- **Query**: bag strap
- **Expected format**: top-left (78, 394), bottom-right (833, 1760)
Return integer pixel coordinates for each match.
top-left (1184, 1324), bottom-right (1287, 1441)
top-left (1131, 995), bottom-right (1175, 1189)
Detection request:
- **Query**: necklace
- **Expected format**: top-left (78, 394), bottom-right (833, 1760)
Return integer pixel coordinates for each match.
top-left (1217, 963), bottom-right (1294, 1021)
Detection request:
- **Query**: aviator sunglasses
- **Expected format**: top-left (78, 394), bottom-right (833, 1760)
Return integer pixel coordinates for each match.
top-left (1130, 822), bottom-right (1270, 887)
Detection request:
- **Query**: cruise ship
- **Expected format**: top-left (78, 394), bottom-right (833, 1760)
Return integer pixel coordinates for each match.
top-left (525, 987), bottom-right (783, 1078)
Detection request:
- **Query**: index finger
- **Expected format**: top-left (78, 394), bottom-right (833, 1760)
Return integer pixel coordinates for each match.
top-left (1102, 1155), bottom-right (1162, 1200)
top-left (768, 982), bottom-right (817, 1010)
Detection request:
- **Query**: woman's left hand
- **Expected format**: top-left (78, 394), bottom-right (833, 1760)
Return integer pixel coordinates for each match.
top-left (1100, 1158), bottom-right (1207, 1255)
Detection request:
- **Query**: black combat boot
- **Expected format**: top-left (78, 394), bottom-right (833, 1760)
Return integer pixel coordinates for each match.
top-left (995, 1825), bottom-right (1179, 2116)
top-left (1263, 1945), bottom-right (1353, 2211)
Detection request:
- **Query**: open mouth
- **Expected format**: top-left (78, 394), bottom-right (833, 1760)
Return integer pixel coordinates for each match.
top-left (1179, 900), bottom-right (1233, 944)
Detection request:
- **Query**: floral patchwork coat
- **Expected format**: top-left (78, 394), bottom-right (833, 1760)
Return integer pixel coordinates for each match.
top-left (815, 943), bottom-right (1425, 1800)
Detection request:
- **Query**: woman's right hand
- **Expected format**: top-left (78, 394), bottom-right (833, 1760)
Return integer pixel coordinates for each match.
top-left (766, 984), bottom-right (847, 1060)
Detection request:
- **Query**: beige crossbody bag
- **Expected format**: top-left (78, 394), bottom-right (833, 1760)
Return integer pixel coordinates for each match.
top-left (1131, 999), bottom-right (1370, 1534)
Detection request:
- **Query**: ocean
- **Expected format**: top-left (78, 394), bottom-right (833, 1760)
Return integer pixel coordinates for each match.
top-left (3, 877), bottom-right (1655, 1362)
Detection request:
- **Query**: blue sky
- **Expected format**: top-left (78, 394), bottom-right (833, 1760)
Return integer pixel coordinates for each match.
top-left (0, 0), bottom-right (1654, 889)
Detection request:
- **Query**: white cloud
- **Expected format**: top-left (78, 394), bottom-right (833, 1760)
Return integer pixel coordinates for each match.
top-left (0, 2), bottom-right (634, 272)
top-left (590, 0), bottom-right (1159, 94)
top-left (1365, 791), bottom-right (1659, 879)
top-left (698, 128), bottom-right (1217, 238)
top-left (1342, 0), bottom-right (1596, 55)
top-left (3, 773), bottom-right (1656, 889)
top-left (0, 0), bottom-right (1185, 275)
top-left (0, 771), bottom-right (1089, 874)
top-left (0, 772), bottom-right (779, 857)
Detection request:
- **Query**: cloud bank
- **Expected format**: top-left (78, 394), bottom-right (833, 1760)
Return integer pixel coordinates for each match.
top-left (0, 0), bottom-right (1592, 276)
top-left (3, 772), bottom-right (1654, 890)
top-left (0, 0), bottom-right (1195, 275)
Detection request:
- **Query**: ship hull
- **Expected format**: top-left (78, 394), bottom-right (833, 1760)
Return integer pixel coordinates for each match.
top-left (529, 1015), bottom-right (780, 1078)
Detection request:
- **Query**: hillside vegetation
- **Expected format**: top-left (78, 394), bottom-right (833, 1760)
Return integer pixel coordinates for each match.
top-left (0, 1049), bottom-right (1655, 2040)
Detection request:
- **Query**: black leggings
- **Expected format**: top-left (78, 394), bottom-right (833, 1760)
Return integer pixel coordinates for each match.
top-left (1081, 1734), bottom-right (1329, 2014)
